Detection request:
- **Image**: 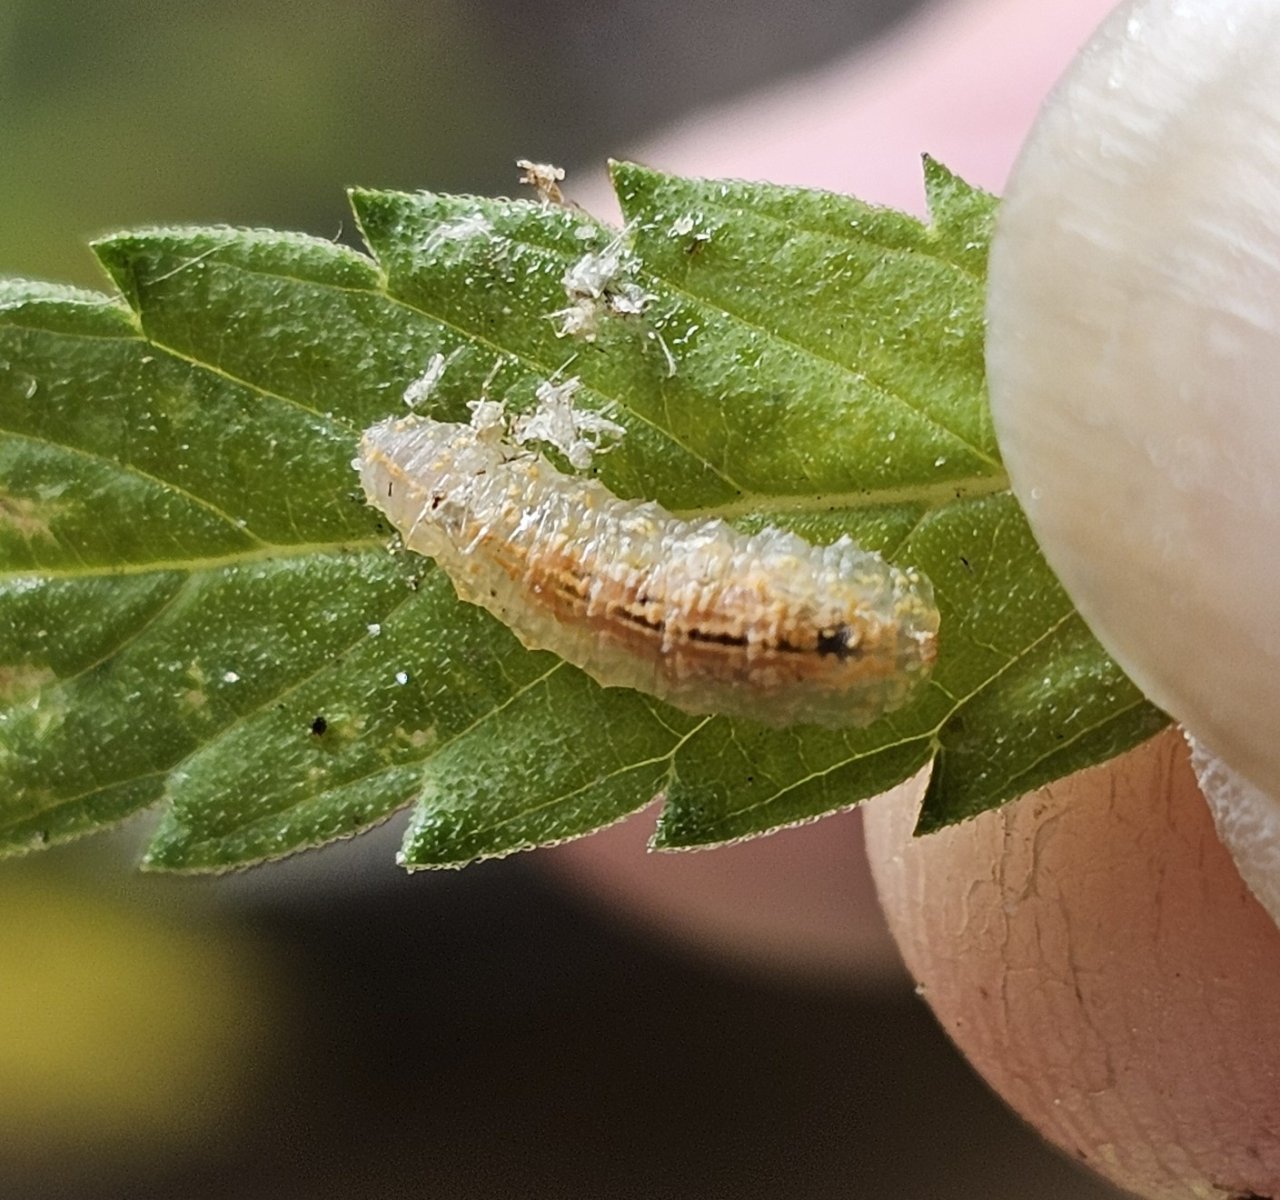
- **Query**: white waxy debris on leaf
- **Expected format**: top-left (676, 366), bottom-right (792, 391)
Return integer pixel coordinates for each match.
top-left (608, 280), bottom-right (654, 317)
top-left (403, 351), bottom-right (453, 409)
top-left (648, 329), bottom-right (678, 379)
top-left (422, 213), bottom-right (494, 257)
top-left (551, 229), bottom-right (657, 342)
top-left (548, 296), bottom-right (602, 341)
top-left (562, 238), bottom-right (628, 300)
top-left (465, 398), bottom-right (509, 438)
top-left (512, 377), bottom-right (626, 470)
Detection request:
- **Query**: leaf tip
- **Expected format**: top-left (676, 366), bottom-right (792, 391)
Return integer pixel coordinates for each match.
top-left (608, 159), bottom-right (659, 217)
top-left (139, 811), bottom-right (217, 875)
top-left (921, 155), bottom-right (999, 239)
top-left (911, 749), bottom-right (950, 836)
top-left (90, 233), bottom-right (145, 313)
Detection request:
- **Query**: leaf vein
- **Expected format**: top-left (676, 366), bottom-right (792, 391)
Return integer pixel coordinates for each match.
top-left (0, 537), bottom-right (386, 582)
top-left (644, 269), bottom-right (1001, 472)
top-left (681, 186), bottom-right (986, 286)
top-left (0, 427), bottom-right (268, 550)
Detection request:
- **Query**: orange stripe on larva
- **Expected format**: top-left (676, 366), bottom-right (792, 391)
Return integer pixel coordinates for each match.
top-left (357, 416), bottom-right (939, 728)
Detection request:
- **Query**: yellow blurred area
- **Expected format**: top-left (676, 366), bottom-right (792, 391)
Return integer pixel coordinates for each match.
top-left (0, 863), bottom-right (277, 1173)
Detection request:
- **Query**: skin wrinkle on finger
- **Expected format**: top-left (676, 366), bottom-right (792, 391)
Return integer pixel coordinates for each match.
top-left (865, 731), bottom-right (1280, 1197)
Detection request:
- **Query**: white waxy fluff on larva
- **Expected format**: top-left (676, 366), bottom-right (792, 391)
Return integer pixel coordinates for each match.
top-left (984, 0), bottom-right (1280, 923)
top-left (357, 415), bottom-right (939, 728)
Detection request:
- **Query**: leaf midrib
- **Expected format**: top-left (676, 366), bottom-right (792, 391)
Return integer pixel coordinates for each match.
top-left (0, 537), bottom-right (386, 582)
top-left (682, 471), bottom-right (1009, 522)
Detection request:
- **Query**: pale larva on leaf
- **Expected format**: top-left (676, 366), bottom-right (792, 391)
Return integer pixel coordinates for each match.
top-left (357, 415), bottom-right (939, 728)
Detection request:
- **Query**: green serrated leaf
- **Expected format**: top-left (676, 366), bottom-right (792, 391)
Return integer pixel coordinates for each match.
top-left (0, 162), bottom-right (1167, 872)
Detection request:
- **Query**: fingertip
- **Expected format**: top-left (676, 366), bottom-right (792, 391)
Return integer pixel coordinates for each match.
top-left (864, 730), bottom-right (1280, 1197)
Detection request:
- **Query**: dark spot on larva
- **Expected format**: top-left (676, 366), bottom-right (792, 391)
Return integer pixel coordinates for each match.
top-left (608, 604), bottom-right (666, 636)
top-left (430, 493), bottom-right (444, 510)
top-left (686, 627), bottom-right (750, 649)
top-left (310, 716), bottom-right (328, 736)
top-left (817, 625), bottom-right (862, 660)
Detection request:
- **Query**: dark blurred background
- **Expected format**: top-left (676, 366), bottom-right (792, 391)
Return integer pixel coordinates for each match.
top-left (0, 1), bottom-right (1124, 1196)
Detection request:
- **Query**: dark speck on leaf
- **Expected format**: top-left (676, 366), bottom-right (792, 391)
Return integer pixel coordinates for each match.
top-left (310, 716), bottom-right (328, 736)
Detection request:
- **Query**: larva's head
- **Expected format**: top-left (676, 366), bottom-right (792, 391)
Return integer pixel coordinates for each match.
top-left (805, 536), bottom-right (938, 665)
top-left (815, 565), bottom-right (939, 680)
top-left (727, 543), bottom-right (940, 727)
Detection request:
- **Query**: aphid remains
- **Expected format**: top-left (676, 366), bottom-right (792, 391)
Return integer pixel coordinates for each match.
top-left (356, 416), bottom-right (939, 728)
top-left (548, 232), bottom-right (656, 343)
top-left (516, 159), bottom-right (567, 206)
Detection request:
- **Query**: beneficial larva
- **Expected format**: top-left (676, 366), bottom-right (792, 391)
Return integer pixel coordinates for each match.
top-left (357, 416), bottom-right (939, 728)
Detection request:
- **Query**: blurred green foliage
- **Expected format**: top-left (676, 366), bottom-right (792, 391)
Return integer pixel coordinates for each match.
top-left (0, 0), bottom-right (514, 283)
